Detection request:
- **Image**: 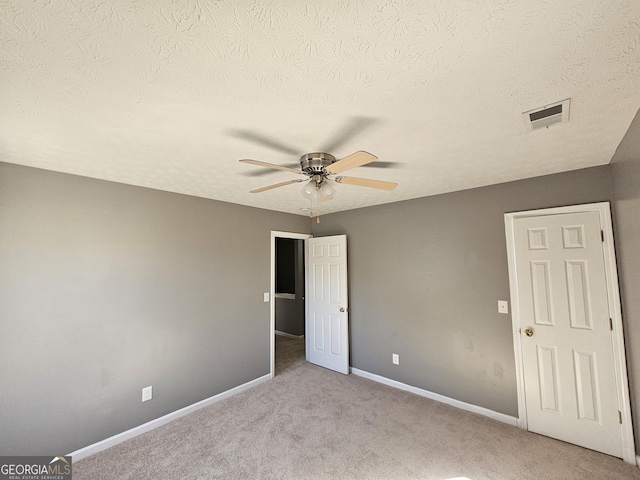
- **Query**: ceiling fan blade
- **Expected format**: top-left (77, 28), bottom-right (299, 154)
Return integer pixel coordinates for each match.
top-left (240, 159), bottom-right (303, 175)
top-left (241, 163), bottom-right (301, 177)
top-left (335, 176), bottom-right (398, 190)
top-left (250, 179), bottom-right (306, 193)
top-left (321, 116), bottom-right (378, 152)
top-left (325, 151), bottom-right (378, 174)
top-left (229, 129), bottom-right (300, 155)
top-left (358, 161), bottom-right (399, 169)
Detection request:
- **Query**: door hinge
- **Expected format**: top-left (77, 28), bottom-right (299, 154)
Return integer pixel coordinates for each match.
top-left (601, 230), bottom-right (605, 242)
top-left (619, 410), bottom-right (622, 424)
top-left (610, 318), bottom-right (613, 331)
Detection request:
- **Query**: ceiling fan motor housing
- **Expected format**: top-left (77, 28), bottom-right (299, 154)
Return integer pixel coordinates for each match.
top-left (300, 153), bottom-right (335, 176)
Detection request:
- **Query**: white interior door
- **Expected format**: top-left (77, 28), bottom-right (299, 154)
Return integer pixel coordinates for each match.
top-left (306, 235), bottom-right (349, 375)
top-left (511, 211), bottom-right (623, 457)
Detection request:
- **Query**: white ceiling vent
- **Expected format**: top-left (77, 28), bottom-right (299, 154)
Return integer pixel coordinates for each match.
top-left (523, 99), bottom-right (571, 131)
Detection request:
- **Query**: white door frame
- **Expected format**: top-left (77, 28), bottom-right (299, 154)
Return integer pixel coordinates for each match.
top-left (270, 231), bottom-right (312, 378)
top-left (505, 202), bottom-right (635, 464)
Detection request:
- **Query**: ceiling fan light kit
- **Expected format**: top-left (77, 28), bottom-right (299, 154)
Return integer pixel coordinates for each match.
top-left (301, 178), bottom-right (336, 202)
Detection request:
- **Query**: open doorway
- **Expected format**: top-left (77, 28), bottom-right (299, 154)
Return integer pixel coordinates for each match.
top-left (274, 237), bottom-right (305, 337)
top-left (270, 231), bottom-right (312, 377)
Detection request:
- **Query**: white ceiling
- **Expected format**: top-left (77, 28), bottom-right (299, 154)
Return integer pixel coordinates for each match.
top-left (1, 1), bottom-right (639, 216)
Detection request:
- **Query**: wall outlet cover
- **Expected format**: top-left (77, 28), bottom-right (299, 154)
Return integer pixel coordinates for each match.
top-left (498, 300), bottom-right (509, 314)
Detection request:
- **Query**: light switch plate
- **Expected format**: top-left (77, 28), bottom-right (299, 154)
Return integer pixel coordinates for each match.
top-left (498, 300), bottom-right (509, 314)
top-left (263, 292), bottom-right (269, 302)
top-left (142, 386), bottom-right (152, 402)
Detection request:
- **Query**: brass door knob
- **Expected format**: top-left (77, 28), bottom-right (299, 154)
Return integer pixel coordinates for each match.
top-left (340, 307), bottom-right (345, 312)
top-left (524, 328), bottom-right (534, 337)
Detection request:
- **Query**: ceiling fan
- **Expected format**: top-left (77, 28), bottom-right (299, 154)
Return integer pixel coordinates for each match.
top-left (239, 151), bottom-right (398, 202)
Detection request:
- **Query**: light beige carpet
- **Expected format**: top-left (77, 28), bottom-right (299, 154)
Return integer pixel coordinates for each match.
top-left (74, 336), bottom-right (640, 479)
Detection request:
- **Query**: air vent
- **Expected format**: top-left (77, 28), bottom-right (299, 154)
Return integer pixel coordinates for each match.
top-left (523, 99), bottom-right (570, 131)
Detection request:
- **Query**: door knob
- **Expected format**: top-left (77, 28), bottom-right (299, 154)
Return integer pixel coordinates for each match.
top-left (524, 328), bottom-right (534, 337)
top-left (340, 307), bottom-right (345, 312)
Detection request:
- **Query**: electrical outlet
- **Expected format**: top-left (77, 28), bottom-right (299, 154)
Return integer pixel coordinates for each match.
top-left (392, 353), bottom-right (399, 365)
top-left (498, 300), bottom-right (509, 314)
top-left (142, 386), bottom-right (152, 402)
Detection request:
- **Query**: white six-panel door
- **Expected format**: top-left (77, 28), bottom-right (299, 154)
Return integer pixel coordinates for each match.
top-left (511, 210), bottom-right (623, 457)
top-left (306, 235), bottom-right (349, 375)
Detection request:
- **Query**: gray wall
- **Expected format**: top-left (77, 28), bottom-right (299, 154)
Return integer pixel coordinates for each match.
top-left (610, 108), bottom-right (640, 452)
top-left (275, 240), bottom-right (305, 336)
top-left (0, 162), bottom-right (310, 455)
top-left (313, 166), bottom-right (613, 417)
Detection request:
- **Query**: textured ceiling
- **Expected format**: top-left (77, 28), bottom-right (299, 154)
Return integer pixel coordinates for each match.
top-left (1, 0), bottom-right (640, 216)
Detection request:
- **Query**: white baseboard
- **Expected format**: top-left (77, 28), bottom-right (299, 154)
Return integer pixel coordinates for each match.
top-left (350, 367), bottom-right (518, 427)
top-left (275, 330), bottom-right (304, 339)
top-left (68, 373), bottom-right (271, 462)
